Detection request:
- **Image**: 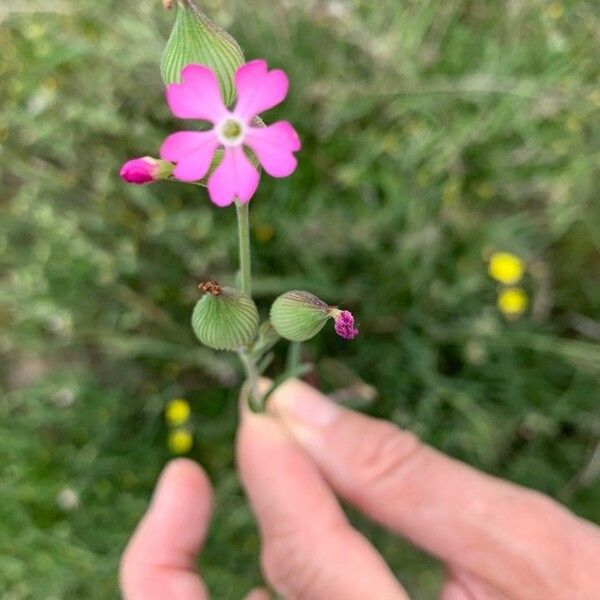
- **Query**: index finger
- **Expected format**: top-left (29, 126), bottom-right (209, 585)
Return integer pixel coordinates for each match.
top-left (237, 395), bottom-right (408, 600)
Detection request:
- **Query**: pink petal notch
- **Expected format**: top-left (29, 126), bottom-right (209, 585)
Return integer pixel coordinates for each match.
top-left (234, 60), bottom-right (289, 121)
top-left (160, 131), bottom-right (219, 182)
top-left (166, 64), bottom-right (228, 123)
top-left (245, 121), bottom-right (301, 177)
top-left (207, 147), bottom-right (260, 207)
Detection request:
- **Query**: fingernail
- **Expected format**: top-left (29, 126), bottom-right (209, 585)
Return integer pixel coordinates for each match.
top-left (270, 381), bottom-right (341, 429)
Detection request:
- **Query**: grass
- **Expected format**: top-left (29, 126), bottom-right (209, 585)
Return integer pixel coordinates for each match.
top-left (1, 0), bottom-right (599, 598)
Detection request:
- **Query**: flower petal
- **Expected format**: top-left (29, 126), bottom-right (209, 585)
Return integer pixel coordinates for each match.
top-left (233, 59), bottom-right (289, 121)
top-left (208, 147), bottom-right (260, 207)
top-left (245, 121), bottom-right (301, 178)
top-left (160, 131), bottom-right (219, 182)
top-left (166, 64), bottom-right (227, 122)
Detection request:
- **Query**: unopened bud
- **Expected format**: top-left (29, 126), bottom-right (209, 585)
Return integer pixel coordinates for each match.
top-left (192, 282), bottom-right (259, 350)
top-left (119, 157), bottom-right (173, 185)
top-left (161, 0), bottom-right (245, 106)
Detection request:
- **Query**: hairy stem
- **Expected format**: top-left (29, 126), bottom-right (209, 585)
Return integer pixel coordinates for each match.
top-left (286, 341), bottom-right (303, 372)
top-left (235, 200), bottom-right (260, 409)
top-left (235, 201), bottom-right (252, 297)
top-left (239, 351), bottom-right (261, 412)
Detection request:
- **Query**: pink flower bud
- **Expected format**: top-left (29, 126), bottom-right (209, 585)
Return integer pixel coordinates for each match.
top-left (120, 157), bottom-right (174, 185)
top-left (120, 157), bottom-right (157, 184)
top-left (332, 309), bottom-right (359, 340)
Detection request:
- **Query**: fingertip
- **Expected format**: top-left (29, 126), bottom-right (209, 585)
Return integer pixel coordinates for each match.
top-left (159, 457), bottom-right (210, 489)
top-left (244, 587), bottom-right (272, 600)
top-left (266, 377), bottom-right (321, 409)
top-left (236, 402), bottom-right (291, 470)
top-left (152, 458), bottom-right (213, 519)
top-left (124, 459), bottom-right (213, 570)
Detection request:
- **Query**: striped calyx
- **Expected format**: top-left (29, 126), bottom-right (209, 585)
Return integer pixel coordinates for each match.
top-left (161, 0), bottom-right (244, 106)
top-left (192, 283), bottom-right (259, 351)
top-left (270, 291), bottom-right (331, 342)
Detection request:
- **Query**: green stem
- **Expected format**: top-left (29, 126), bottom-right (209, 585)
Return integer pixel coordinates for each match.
top-left (239, 351), bottom-right (260, 412)
top-left (235, 201), bottom-right (252, 296)
top-left (235, 200), bottom-right (260, 409)
top-left (286, 341), bottom-right (303, 372)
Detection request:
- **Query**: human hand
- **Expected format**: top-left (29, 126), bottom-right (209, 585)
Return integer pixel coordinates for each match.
top-left (120, 458), bottom-right (270, 600)
top-left (122, 380), bottom-right (600, 599)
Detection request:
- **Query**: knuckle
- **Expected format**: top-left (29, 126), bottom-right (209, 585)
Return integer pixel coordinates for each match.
top-left (261, 534), bottom-right (315, 597)
top-left (493, 490), bottom-right (581, 592)
top-left (353, 420), bottom-right (422, 492)
top-left (260, 522), bottom-right (346, 599)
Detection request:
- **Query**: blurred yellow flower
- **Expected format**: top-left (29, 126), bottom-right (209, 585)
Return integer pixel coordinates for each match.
top-left (168, 429), bottom-right (193, 455)
top-left (254, 223), bottom-right (274, 243)
top-left (546, 2), bottom-right (564, 20)
top-left (488, 252), bottom-right (525, 285)
top-left (165, 398), bottom-right (190, 426)
top-left (566, 116), bottom-right (581, 133)
top-left (498, 287), bottom-right (528, 318)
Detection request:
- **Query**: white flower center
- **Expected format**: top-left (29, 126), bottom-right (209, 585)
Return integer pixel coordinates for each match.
top-left (216, 116), bottom-right (247, 147)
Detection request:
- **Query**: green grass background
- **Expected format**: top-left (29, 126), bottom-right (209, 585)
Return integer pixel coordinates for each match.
top-left (1, 0), bottom-right (599, 598)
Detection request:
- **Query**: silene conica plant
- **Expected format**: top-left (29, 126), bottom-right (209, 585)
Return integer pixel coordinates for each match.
top-left (120, 0), bottom-right (358, 411)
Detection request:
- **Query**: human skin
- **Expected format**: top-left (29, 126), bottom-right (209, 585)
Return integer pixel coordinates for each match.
top-left (120, 380), bottom-right (600, 599)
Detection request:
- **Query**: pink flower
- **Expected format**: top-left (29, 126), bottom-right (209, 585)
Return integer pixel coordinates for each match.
top-left (160, 60), bottom-right (301, 207)
top-left (120, 157), bottom-right (173, 185)
top-left (333, 310), bottom-right (359, 340)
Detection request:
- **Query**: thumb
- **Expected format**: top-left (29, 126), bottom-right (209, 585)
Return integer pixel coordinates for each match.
top-left (120, 459), bottom-right (213, 600)
top-left (269, 379), bottom-right (600, 599)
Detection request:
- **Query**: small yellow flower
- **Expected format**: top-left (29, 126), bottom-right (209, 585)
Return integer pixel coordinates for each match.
top-left (442, 178), bottom-right (461, 205)
top-left (546, 2), bottom-right (564, 20)
top-left (566, 116), bottom-right (581, 133)
top-left (588, 90), bottom-right (600, 108)
top-left (254, 223), bottom-right (274, 243)
top-left (498, 287), bottom-right (529, 318)
top-left (165, 399), bottom-right (191, 427)
top-left (473, 181), bottom-right (494, 200)
top-left (168, 429), bottom-right (193, 455)
top-left (488, 252), bottom-right (525, 285)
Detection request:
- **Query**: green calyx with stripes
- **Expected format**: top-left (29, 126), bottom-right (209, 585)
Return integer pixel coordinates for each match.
top-left (192, 283), bottom-right (259, 351)
top-left (161, 0), bottom-right (244, 107)
top-left (270, 291), bottom-right (332, 342)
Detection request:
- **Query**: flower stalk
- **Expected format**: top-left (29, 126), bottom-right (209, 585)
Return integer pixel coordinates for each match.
top-left (121, 2), bottom-right (359, 415)
top-left (235, 199), bottom-right (261, 409)
top-left (235, 201), bottom-right (252, 297)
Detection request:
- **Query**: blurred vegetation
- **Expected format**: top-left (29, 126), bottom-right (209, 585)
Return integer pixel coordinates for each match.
top-left (1, 0), bottom-right (599, 598)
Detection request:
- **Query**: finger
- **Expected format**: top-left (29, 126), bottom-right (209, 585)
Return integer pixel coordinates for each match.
top-left (236, 392), bottom-right (408, 600)
top-left (120, 459), bottom-right (212, 600)
top-left (270, 380), bottom-right (600, 598)
top-left (440, 579), bottom-right (473, 600)
top-left (441, 569), bottom-right (509, 600)
top-left (243, 588), bottom-right (272, 600)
